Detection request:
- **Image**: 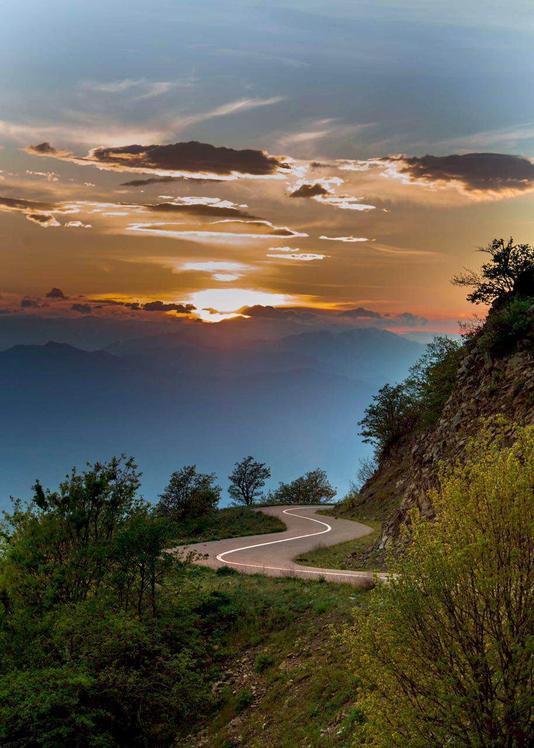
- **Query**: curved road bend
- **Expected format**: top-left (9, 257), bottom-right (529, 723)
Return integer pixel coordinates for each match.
top-left (170, 505), bottom-right (382, 586)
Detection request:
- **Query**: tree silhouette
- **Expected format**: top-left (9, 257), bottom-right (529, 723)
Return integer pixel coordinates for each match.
top-left (228, 456), bottom-right (271, 505)
top-left (452, 237), bottom-right (534, 306)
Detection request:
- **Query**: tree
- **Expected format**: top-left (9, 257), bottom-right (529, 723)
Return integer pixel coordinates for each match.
top-left (452, 236), bottom-right (534, 306)
top-left (269, 468), bottom-right (336, 505)
top-left (343, 420), bottom-right (534, 747)
top-left (358, 383), bottom-right (416, 455)
top-left (228, 457), bottom-right (271, 506)
top-left (156, 465), bottom-right (220, 519)
top-left (405, 336), bottom-right (463, 426)
top-left (355, 456), bottom-right (378, 490)
top-left (1, 456), bottom-right (143, 609)
top-left (111, 509), bottom-right (172, 616)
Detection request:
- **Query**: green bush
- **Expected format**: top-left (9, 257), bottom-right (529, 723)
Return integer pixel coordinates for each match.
top-left (254, 653), bottom-right (274, 673)
top-left (477, 296), bottom-right (534, 355)
top-left (344, 420), bottom-right (534, 747)
top-left (234, 688), bottom-right (254, 713)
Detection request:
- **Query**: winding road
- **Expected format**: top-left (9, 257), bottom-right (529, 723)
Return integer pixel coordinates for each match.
top-left (173, 505), bottom-right (380, 586)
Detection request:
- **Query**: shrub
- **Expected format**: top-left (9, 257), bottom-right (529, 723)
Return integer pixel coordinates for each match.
top-left (343, 420), bottom-right (534, 747)
top-left (477, 296), bottom-right (534, 355)
top-left (216, 565), bottom-right (239, 576)
top-left (254, 653), bottom-right (274, 673)
top-left (234, 688), bottom-right (254, 713)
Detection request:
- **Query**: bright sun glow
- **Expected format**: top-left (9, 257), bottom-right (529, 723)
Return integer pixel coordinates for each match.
top-left (188, 288), bottom-right (294, 322)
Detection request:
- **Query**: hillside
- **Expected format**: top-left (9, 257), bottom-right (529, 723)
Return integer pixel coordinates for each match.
top-left (337, 294), bottom-right (534, 561)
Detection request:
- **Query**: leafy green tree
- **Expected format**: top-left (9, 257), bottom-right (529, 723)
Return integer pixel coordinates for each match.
top-left (344, 420), bottom-right (534, 747)
top-left (157, 465), bottom-right (221, 519)
top-left (453, 236), bottom-right (534, 305)
top-left (358, 383), bottom-right (416, 455)
top-left (405, 335), bottom-right (463, 426)
top-left (1, 456), bottom-right (142, 610)
top-left (270, 468), bottom-right (336, 505)
top-left (111, 509), bottom-right (171, 616)
top-left (228, 456), bottom-right (271, 506)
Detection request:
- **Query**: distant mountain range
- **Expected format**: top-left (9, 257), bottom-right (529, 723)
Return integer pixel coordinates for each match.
top-left (0, 327), bottom-right (422, 507)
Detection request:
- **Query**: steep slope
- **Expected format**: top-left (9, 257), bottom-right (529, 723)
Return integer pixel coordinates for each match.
top-left (341, 308), bottom-right (534, 556)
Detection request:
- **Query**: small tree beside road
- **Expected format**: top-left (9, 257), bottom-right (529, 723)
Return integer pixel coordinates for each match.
top-left (157, 465), bottom-right (221, 519)
top-left (228, 456), bottom-right (271, 506)
top-left (269, 468), bottom-right (336, 505)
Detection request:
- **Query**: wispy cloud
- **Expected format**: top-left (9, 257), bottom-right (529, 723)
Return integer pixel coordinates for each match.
top-left (80, 78), bottom-right (176, 100)
top-left (266, 250), bottom-right (326, 261)
top-left (320, 235), bottom-right (370, 242)
top-left (182, 260), bottom-right (251, 282)
top-left (3, 96), bottom-right (285, 149)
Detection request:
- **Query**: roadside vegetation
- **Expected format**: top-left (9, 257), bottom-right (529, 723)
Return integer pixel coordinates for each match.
top-left (343, 421), bottom-right (534, 747)
top-left (295, 519), bottom-right (382, 572)
top-left (0, 459), bottom-right (365, 747)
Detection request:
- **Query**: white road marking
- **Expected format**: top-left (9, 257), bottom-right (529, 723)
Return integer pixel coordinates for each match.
top-left (215, 507), bottom-right (374, 579)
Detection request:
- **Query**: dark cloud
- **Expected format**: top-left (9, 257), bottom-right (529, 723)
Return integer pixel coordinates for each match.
top-left (79, 141), bottom-right (289, 176)
top-left (27, 142), bottom-right (59, 155)
top-left (289, 182), bottom-right (330, 198)
top-left (121, 176), bottom-right (223, 187)
top-left (46, 288), bottom-right (67, 299)
top-left (26, 213), bottom-right (59, 227)
top-left (139, 301), bottom-right (195, 313)
top-left (340, 307), bottom-right (382, 319)
top-left (0, 196), bottom-right (54, 212)
top-left (387, 152), bottom-right (534, 193)
top-left (150, 201), bottom-right (254, 219)
top-left (241, 305), bottom-right (305, 319)
top-left (310, 161), bottom-right (335, 169)
top-left (20, 298), bottom-right (41, 309)
top-left (269, 228), bottom-right (302, 237)
top-left (0, 196), bottom-right (60, 227)
top-left (71, 303), bottom-right (92, 314)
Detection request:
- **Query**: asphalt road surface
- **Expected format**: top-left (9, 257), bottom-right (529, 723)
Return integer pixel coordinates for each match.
top-left (172, 505), bottom-right (380, 586)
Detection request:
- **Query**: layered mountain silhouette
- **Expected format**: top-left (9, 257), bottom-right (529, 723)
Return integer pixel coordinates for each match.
top-left (0, 329), bottom-right (422, 506)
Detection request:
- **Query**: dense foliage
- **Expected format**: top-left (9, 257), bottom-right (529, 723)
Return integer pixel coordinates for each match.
top-left (344, 420), bottom-right (534, 747)
top-left (0, 458), bottom-right (211, 746)
top-left (475, 296), bottom-right (534, 355)
top-left (358, 336), bottom-right (463, 454)
top-left (156, 464), bottom-right (221, 519)
top-left (268, 468), bottom-right (336, 505)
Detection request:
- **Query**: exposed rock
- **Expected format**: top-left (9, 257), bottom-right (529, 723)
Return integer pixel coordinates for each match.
top-left (358, 346), bottom-right (534, 551)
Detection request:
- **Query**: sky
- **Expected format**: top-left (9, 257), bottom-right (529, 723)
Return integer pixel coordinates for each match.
top-left (3, 0), bottom-right (534, 333)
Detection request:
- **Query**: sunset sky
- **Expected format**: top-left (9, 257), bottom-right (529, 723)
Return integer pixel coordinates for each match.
top-left (3, 0), bottom-right (534, 334)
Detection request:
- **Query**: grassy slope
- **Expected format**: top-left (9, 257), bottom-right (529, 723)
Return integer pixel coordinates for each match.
top-left (170, 506), bottom-right (286, 545)
top-left (295, 517), bottom-right (382, 572)
top-left (181, 566), bottom-right (368, 747)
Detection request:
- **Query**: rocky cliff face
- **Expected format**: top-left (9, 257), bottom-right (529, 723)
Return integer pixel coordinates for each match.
top-left (352, 343), bottom-right (534, 552)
